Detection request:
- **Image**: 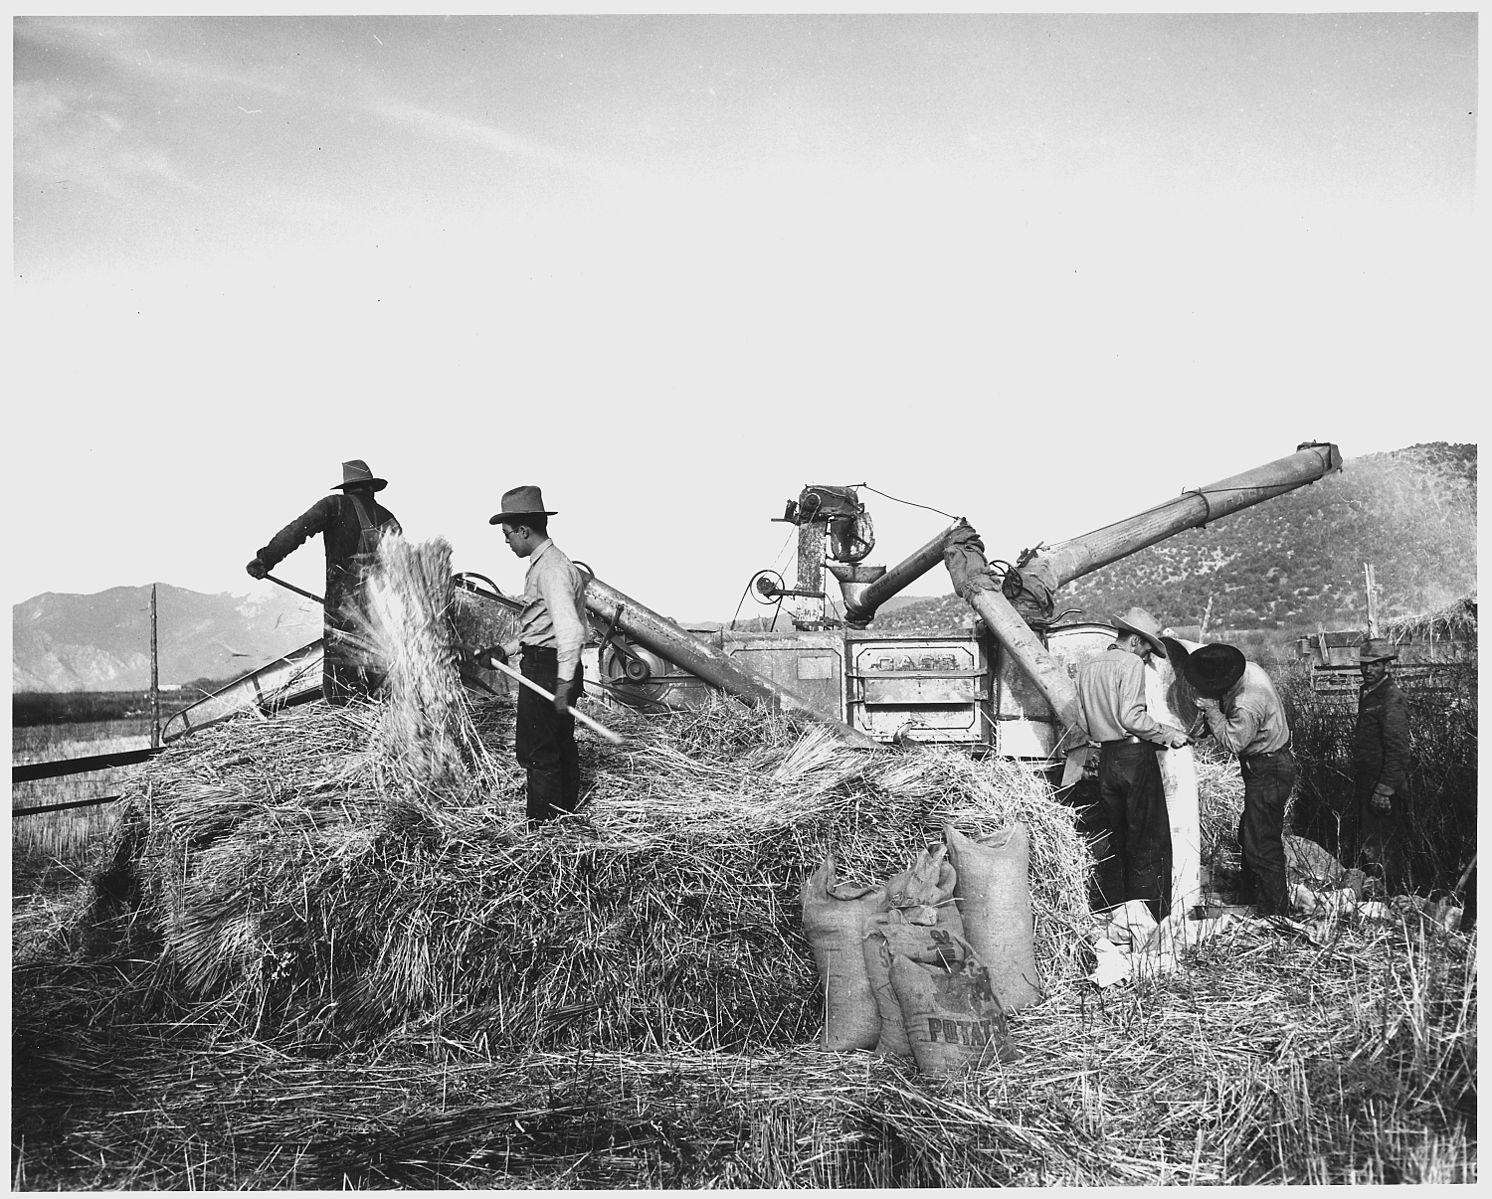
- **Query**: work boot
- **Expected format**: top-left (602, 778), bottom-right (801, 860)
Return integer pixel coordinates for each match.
top-left (525, 769), bottom-right (565, 824)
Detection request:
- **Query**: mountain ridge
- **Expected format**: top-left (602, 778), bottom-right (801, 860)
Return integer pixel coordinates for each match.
top-left (13, 582), bottom-right (322, 692)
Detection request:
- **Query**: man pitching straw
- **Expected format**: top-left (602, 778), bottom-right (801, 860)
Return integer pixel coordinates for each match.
top-left (1074, 607), bottom-right (1191, 921)
top-left (246, 459), bottom-right (401, 705)
top-left (1182, 642), bottom-right (1296, 917)
top-left (481, 485), bottom-right (589, 825)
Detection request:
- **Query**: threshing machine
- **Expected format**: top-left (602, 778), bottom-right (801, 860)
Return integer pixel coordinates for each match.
top-left (576, 442), bottom-right (1343, 762)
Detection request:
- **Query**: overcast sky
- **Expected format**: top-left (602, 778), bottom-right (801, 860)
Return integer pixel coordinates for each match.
top-left (9, 10), bottom-right (1480, 625)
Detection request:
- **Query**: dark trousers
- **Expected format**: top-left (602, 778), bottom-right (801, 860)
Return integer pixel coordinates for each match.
top-left (1344, 779), bottom-right (1409, 893)
top-left (1058, 776), bottom-right (1117, 914)
top-left (516, 647), bottom-right (584, 822)
top-left (322, 624), bottom-right (384, 706)
top-left (1096, 741), bottom-right (1173, 920)
top-left (1237, 748), bottom-right (1296, 915)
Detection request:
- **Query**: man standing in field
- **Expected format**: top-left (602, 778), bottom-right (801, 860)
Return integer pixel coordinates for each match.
top-left (245, 459), bottom-right (401, 705)
top-left (1347, 638), bottom-right (1412, 891)
top-left (1074, 607), bottom-right (1191, 920)
top-left (1183, 643), bottom-right (1296, 916)
top-left (481, 485), bottom-right (589, 825)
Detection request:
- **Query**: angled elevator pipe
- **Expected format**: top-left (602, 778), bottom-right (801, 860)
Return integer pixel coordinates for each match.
top-left (943, 524), bottom-right (1089, 750)
top-left (582, 574), bottom-right (883, 750)
top-left (839, 519), bottom-right (968, 629)
top-left (1005, 442), bottom-right (1343, 607)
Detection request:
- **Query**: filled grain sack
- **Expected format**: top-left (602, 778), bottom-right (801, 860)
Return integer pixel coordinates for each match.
top-left (801, 857), bottom-right (886, 1051)
top-left (889, 945), bottom-right (1018, 1078)
top-left (944, 824), bottom-right (1042, 1011)
top-left (862, 901), bottom-right (966, 1058)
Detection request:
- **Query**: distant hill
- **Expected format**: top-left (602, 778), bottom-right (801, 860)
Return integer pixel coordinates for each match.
top-left (12, 584), bottom-right (322, 692)
top-left (863, 443), bottom-right (1476, 637)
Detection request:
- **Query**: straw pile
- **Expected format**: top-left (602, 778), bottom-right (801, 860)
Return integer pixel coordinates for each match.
top-left (89, 684), bottom-right (1092, 1053)
top-left (15, 908), bottom-right (1476, 1188)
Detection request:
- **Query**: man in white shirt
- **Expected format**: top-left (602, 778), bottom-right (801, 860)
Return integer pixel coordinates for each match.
top-left (1074, 607), bottom-right (1191, 919)
top-left (486, 485), bottom-right (589, 824)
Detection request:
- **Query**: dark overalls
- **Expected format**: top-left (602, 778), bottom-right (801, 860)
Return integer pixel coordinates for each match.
top-left (257, 491), bottom-right (401, 703)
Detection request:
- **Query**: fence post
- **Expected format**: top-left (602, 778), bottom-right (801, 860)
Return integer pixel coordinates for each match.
top-left (150, 583), bottom-right (160, 750)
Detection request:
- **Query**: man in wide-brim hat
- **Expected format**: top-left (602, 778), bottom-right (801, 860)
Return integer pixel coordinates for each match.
top-left (1347, 637), bottom-right (1412, 888)
top-left (246, 459), bottom-right (401, 704)
top-left (1183, 643), bottom-right (1297, 916)
top-left (1073, 606), bottom-right (1191, 919)
top-left (479, 485), bottom-right (590, 825)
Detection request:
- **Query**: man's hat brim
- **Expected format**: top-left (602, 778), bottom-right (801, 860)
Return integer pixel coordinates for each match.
top-left (1181, 644), bottom-right (1248, 696)
top-left (335, 478), bottom-right (387, 492)
top-left (1160, 636), bottom-right (1191, 665)
top-left (489, 510), bottom-right (557, 524)
top-left (1112, 616), bottom-right (1168, 659)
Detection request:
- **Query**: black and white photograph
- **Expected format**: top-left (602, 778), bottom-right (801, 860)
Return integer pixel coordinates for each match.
top-left (10, 7), bottom-right (1478, 1189)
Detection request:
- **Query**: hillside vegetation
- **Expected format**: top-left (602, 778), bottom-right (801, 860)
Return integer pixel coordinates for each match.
top-left (879, 443), bottom-right (1475, 638)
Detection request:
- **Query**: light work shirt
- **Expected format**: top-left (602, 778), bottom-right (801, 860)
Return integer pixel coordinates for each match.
top-left (507, 538), bottom-right (588, 683)
top-left (1075, 648), bottom-right (1169, 745)
top-left (1201, 661), bottom-right (1291, 758)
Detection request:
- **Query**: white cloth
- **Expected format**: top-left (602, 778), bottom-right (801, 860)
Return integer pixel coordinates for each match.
top-left (1145, 647), bottom-right (1202, 919)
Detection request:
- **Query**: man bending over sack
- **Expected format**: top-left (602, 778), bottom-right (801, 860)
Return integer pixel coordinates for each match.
top-left (1183, 643), bottom-right (1297, 917)
top-left (479, 486), bottom-right (589, 825)
top-left (1075, 607), bottom-right (1192, 921)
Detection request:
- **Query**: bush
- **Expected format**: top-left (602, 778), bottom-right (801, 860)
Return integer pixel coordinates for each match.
top-left (1282, 661), bottom-right (1477, 896)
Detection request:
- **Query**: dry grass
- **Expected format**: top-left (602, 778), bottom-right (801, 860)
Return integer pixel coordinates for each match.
top-left (13, 908), bottom-right (1476, 1188)
top-left (70, 688), bottom-right (1089, 1056)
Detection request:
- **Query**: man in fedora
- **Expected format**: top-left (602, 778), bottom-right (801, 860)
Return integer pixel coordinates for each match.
top-left (482, 485), bottom-right (589, 825)
top-left (1183, 643), bottom-right (1296, 916)
top-left (1074, 607), bottom-right (1192, 920)
top-left (246, 459), bottom-right (401, 704)
top-left (1348, 638), bottom-right (1411, 889)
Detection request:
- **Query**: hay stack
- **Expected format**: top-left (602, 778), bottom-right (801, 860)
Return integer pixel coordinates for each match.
top-left (91, 681), bottom-right (1092, 1053)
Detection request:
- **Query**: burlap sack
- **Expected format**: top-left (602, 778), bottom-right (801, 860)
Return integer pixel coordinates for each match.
top-left (801, 857), bottom-right (886, 1051)
top-left (1284, 834), bottom-right (1344, 889)
top-left (885, 846), bottom-right (957, 916)
top-left (944, 823), bottom-right (1042, 1011)
top-left (862, 904), bottom-right (966, 1057)
top-left (890, 947), bottom-right (1018, 1078)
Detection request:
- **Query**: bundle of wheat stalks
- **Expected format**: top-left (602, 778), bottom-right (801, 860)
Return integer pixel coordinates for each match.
top-left (343, 534), bottom-right (497, 797)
